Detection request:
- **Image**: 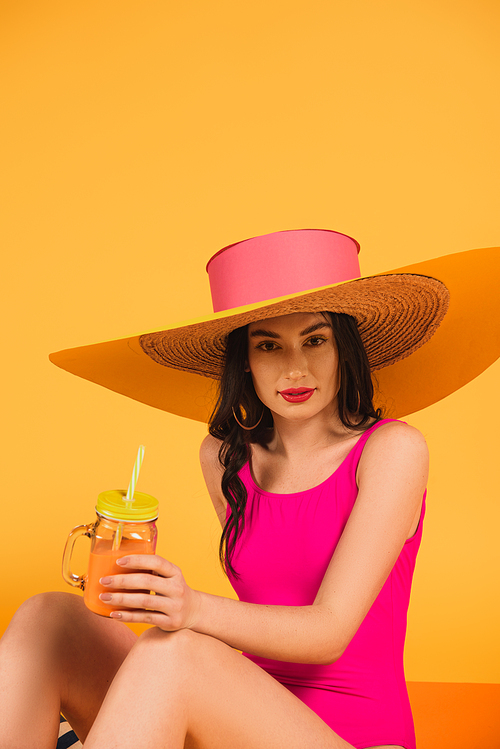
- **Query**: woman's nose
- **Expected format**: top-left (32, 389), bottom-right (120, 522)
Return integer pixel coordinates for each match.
top-left (284, 348), bottom-right (308, 380)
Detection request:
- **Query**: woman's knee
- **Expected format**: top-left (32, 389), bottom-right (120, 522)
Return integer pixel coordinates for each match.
top-left (5, 591), bottom-right (83, 639)
top-left (132, 627), bottom-right (216, 669)
top-left (118, 627), bottom-right (221, 691)
top-left (136, 627), bottom-right (238, 669)
top-left (4, 592), bottom-right (134, 659)
top-left (136, 625), bottom-right (198, 650)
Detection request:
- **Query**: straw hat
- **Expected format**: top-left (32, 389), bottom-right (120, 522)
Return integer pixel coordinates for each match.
top-left (49, 229), bottom-right (500, 421)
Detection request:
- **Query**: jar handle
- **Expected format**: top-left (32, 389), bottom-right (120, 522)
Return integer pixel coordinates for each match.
top-left (61, 523), bottom-right (94, 590)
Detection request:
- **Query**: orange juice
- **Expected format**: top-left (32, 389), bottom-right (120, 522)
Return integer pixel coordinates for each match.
top-left (62, 490), bottom-right (159, 612)
top-left (84, 539), bottom-right (153, 617)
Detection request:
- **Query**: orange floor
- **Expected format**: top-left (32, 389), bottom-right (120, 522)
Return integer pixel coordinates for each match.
top-left (407, 682), bottom-right (500, 749)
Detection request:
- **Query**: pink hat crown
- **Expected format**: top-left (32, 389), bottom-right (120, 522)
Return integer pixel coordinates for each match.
top-left (206, 229), bottom-right (361, 312)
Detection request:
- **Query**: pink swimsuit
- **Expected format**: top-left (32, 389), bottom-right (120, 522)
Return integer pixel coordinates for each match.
top-left (227, 419), bottom-right (424, 749)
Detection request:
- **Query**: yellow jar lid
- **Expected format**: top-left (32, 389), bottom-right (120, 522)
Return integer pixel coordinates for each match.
top-left (96, 490), bottom-right (159, 522)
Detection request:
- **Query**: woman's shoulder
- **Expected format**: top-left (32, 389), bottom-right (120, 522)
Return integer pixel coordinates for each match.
top-left (199, 434), bottom-right (226, 487)
top-left (199, 433), bottom-right (222, 465)
top-left (199, 434), bottom-right (227, 520)
top-left (357, 419), bottom-right (429, 478)
top-left (364, 419), bottom-right (427, 447)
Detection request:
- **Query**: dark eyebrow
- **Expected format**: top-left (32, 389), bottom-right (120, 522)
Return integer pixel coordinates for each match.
top-left (249, 328), bottom-right (281, 339)
top-left (249, 321), bottom-right (332, 339)
top-left (299, 322), bottom-right (332, 336)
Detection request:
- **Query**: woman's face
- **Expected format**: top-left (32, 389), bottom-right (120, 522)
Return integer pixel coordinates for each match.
top-left (246, 312), bottom-right (340, 422)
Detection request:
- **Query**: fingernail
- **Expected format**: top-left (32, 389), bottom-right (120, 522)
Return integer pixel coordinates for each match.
top-left (116, 557), bottom-right (129, 566)
top-left (100, 577), bottom-right (112, 585)
top-left (99, 593), bottom-right (112, 601)
top-left (110, 612), bottom-right (122, 619)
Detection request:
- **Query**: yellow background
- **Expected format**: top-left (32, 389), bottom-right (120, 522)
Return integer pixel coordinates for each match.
top-left (1, 0), bottom-right (499, 683)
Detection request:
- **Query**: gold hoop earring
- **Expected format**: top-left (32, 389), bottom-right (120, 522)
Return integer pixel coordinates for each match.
top-left (232, 406), bottom-right (264, 431)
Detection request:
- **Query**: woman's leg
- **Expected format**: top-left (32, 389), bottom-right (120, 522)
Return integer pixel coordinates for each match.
top-left (0, 592), bottom-right (137, 748)
top-left (84, 627), bottom-right (355, 749)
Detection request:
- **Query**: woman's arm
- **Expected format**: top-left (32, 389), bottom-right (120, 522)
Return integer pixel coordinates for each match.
top-left (103, 422), bottom-right (427, 665)
top-left (198, 433), bottom-right (226, 528)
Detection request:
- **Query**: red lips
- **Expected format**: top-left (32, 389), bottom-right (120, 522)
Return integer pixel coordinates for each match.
top-left (279, 388), bottom-right (315, 403)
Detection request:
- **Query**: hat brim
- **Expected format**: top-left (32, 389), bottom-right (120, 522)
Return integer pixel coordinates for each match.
top-left (49, 247), bottom-right (500, 421)
top-left (140, 273), bottom-right (449, 375)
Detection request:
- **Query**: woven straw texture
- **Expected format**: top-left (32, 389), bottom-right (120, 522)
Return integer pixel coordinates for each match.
top-left (140, 274), bottom-right (449, 377)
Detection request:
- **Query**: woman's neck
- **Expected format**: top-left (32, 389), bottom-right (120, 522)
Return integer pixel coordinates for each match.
top-left (266, 406), bottom-right (358, 459)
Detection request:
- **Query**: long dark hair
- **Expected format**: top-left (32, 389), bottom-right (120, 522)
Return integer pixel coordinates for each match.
top-left (208, 312), bottom-right (382, 577)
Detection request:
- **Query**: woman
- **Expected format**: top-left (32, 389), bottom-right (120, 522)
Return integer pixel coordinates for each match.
top-left (1, 230), bottom-right (497, 749)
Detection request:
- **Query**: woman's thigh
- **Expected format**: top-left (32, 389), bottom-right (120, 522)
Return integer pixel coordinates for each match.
top-left (87, 627), bottom-right (355, 749)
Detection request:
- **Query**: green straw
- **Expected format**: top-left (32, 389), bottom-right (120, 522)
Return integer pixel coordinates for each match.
top-left (112, 445), bottom-right (145, 552)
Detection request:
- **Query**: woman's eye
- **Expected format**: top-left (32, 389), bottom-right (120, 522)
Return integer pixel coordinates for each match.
top-left (257, 341), bottom-right (278, 351)
top-left (307, 336), bottom-right (326, 346)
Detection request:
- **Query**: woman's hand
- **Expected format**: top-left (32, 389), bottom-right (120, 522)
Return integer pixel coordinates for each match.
top-left (98, 555), bottom-right (202, 631)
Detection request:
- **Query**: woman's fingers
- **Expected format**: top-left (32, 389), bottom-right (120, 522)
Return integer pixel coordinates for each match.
top-left (100, 588), bottom-right (184, 627)
top-left (116, 554), bottom-right (177, 576)
top-left (99, 554), bottom-right (181, 594)
top-left (100, 572), bottom-right (167, 593)
top-left (109, 608), bottom-right (171, 627)
top-left (104, 593), bottom-right (184, 629)
top-left (100, 591), bottom-right (158, 610)
top-left (97, 553), bottom-right (201, 631)
top-left (100, 560), bottom-right (185, 599)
